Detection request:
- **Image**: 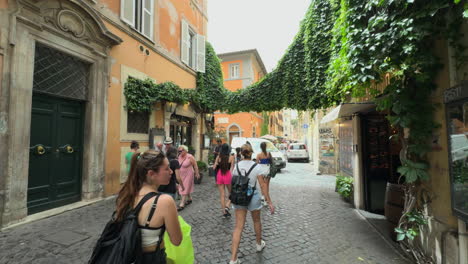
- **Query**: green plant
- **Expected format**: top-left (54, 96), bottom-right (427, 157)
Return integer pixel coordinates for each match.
top-left (124, 42), bottom-right (226, 114)
top-left (395, 211), bottom-right (428, 241)
top-left (197, 161), bottom-right (207, 171)
top-left (336, 175), bottom-right (353, 199)
top-left (208, 154), bottom-right (215, 165)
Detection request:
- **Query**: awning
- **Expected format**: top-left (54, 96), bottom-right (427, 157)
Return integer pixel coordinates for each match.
top-left (320, 103), bottom-right (375, 124)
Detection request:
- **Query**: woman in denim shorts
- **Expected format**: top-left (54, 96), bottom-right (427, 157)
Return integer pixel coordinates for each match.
top-left (229, 144), bottom-right (275, 264)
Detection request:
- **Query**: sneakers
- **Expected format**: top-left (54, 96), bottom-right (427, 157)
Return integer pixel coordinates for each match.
top-left (229, 259), bottom-right (241, 264)
top-left (256, 240), bottom-right (266, 252)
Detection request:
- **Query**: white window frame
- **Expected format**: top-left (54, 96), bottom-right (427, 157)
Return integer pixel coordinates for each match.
top-left (180, 19), bottom-right (206, 72)
top-left (121, 0), bottom-right (154, 40)
top-left (230, 63), bottom-right (240, 79)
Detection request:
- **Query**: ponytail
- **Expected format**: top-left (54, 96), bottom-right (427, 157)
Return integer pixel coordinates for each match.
top-left (260, 142), bottom-right (267, 155)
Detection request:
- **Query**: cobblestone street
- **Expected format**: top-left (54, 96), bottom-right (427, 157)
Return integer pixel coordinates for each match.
top-left (0, 162), bottom-right (409, 264)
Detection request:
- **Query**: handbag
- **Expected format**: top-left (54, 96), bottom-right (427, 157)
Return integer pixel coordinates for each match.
top-left (268, 152), bottom-right (278, 178)
top-left (164, 216), bottom-right (194, 264)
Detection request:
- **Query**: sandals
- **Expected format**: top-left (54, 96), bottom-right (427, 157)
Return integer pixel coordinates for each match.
top-left (185, 200), bottom-right (193, 205)
top-left (177, 205), bottom-right (185, 211)
top-left (223, 208), bottom-right (231, 217)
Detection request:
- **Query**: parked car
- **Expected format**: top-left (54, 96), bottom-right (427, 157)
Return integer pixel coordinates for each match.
top-left (230, 137), bottom-right (287, 170)
top-left (287, 143), bottom-right (310, 163)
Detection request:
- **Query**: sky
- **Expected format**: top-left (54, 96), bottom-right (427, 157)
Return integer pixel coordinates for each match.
top-left (207, 0), bottom-right (312, 72)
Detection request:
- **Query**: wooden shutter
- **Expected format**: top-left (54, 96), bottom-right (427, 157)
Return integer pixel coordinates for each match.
top-left (121, 0), bottom-right (136, 27)
top-left (141, 0), bottom-right (154, 39)
top-left (181, 20), bottom-right (189, 65)
top-left (196, 34), bottom-right (206, 73)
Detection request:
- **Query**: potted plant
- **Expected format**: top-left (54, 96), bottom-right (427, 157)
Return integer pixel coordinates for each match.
top-left (195, 160), bottom-right (207, 184)
top-left (208, 153), bottom-right (215, 177)
top-left (336, 175), bottom-right (354, 203)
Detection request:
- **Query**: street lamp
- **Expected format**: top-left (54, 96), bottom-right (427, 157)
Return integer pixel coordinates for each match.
top-left (165, 101), bottom-right (177, 113)
top-left (205, 113), bottom-right (213, 121)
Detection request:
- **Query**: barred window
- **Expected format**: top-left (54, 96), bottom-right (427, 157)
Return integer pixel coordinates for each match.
top-left (127, 111), bottom-right (149, 134)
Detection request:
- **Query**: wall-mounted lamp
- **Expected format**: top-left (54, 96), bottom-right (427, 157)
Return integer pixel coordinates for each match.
top-left (205, 113), bottom-right (213, 121)
top-left (166, 102), bottom-right (177, 113)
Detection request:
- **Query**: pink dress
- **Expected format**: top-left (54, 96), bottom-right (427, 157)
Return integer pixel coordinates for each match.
top-left (178, 154), bottom-right (194, 195)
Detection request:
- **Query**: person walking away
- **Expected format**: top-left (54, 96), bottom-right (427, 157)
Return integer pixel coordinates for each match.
top-left (116, 150), bottom-right (182, 263)
top-left (158, 147), bottom-right (185, 200)
top-left (229, 144), bottom-right (274, 264)
top-left (213, 143), bottom-right (234, 217)
top-left (234, 147), bottom-right (242, 163)
top-left (177, 145), bottom-right (200, 211)
top-left (125, 141), bottom-right (139, 175)
top-left (256, 142), bottom-right (275, 208)
top-left (213, 139), bottom-right (222, 161)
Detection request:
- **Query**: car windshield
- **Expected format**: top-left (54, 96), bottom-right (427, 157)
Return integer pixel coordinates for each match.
top-left (250, 141), bottom-right (277, 153)
top-left (290, 144), bottom-right (306, 150)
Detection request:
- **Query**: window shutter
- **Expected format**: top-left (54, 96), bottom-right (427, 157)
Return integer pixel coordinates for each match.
top-left (181, 20), bottom-right (189, 65)
top-left (196, 34), bottom-right (206, 73)
top-left (121, 0), bottom-right (136, 27)
top-left (141, 0), bottom-right (154, 39)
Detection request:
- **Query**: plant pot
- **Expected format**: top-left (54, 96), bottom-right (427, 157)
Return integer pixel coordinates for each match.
top-left (194, 171), bottom-right (204, 184)
top-left (208, 167), bottom-right (214, 177)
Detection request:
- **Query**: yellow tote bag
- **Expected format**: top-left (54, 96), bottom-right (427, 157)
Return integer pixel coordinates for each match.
top-left (164, 216), bottom-right (194, 264)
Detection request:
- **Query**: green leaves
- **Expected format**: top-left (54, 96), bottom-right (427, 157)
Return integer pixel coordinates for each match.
top-left (336, 175), bottom-right (354, 198)
top-left (395, 211), bottom-right (428, 241)
top-left (397, 160), bottom-right (429, 182)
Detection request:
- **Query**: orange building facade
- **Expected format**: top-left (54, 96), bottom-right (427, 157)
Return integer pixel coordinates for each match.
top-left (100, 0), bottom-right (209, 195)
top-left (214, 50), bottom-right (268, 143)
top-left (0, 0), bottom-right (209, 227)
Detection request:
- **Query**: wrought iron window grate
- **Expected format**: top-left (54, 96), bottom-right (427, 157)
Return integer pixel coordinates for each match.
top-left (127, 111), bottom-right (150, 134)
top-left (33, 44), bottom-right (89, 100)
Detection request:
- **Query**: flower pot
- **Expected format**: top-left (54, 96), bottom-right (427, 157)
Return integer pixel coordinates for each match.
top-left (194, 172), bottom-right (204, 184)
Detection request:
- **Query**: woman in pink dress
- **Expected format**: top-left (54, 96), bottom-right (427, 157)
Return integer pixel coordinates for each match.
top-left (213, 143), bottom-right (234, 217)
top-left (177, 145), bottom-right (200, 211)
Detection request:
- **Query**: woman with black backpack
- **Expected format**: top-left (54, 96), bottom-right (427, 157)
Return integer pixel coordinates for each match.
top-left (229, 144), bottom-right (274, 264)
top-left (116, 150), bottom-right (182, 263)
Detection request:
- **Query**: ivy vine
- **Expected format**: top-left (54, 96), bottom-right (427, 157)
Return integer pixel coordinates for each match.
top-left (124, 42), bottom-right (225, 113)
top-left (125, 6), bottom-right (467, 260)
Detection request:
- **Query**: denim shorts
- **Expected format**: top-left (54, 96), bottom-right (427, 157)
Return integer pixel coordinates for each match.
top-left (232, 190), bottom-right (262, 211)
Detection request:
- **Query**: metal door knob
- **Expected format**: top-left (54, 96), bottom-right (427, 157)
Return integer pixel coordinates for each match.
top-left (37, 145), bottom-right (45, 155)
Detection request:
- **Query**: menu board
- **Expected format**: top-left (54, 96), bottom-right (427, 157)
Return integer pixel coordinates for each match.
top-left (339, 121), bottom-right (354, 176)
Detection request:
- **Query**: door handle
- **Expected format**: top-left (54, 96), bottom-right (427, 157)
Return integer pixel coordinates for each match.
top-left (58, 144), bottom-right (75, 154)
top-left (30, 144), bottom-right (51, 155)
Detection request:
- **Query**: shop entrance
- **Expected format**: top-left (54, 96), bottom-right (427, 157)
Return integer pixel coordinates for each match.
top-left (361, 114), bottom-right (401, 214)
top-left (170, 115), bottom-right (193, 147)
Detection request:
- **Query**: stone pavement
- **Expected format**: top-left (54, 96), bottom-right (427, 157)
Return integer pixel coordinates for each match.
top-left (0, 162), bottom-right (410, 264)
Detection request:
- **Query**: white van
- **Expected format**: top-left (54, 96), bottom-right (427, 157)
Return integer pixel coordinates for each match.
top-left (230, 137), bottom-right (287, 170)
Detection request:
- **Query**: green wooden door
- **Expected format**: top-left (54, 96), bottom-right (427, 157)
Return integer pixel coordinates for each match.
top-left (28, 93), bottom-right (84, 214)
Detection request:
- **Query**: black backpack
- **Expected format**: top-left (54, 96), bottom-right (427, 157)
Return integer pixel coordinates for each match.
top-left (230, 163), bottom-right (257, 206)
top-left (88, 192), bottom-right (159, 264)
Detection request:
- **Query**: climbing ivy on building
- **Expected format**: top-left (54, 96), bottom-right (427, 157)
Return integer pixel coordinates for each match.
top-left (124, 42), bottom-right (225, 114)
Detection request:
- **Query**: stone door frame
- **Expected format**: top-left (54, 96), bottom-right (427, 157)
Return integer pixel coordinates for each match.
top-left (0, 0), bottom-right (121, 227)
